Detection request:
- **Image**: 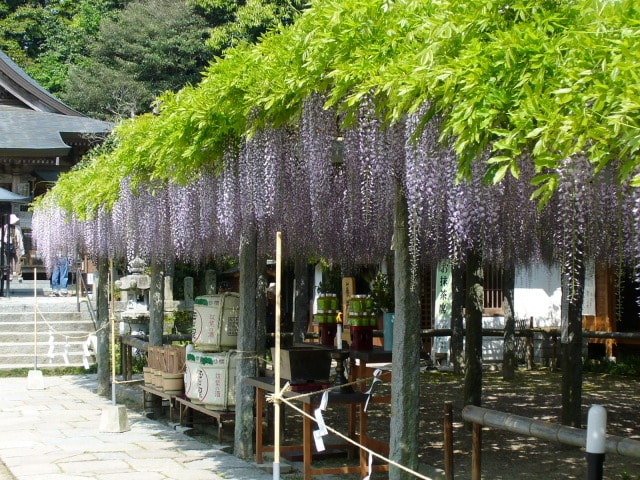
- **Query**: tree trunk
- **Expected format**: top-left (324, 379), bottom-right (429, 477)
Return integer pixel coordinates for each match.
top-left (96, 258), bottom-right (110, 397)
top-left (451, 261), bottom-right (465, 374)
top-left (234, 227), bottom-right (257, 459)
top-left (463, 249), bottom-right (483, 407)
top-left (389, 179), bottom-right (421, 480)
top-left (560, 257), bottom-right (585, 427)
top-left (502, 263), bottom-right (517, 381)
top-left (293, 256), bottom-right (310, 344)
top-left (148, 258), bottom-right (164, 347)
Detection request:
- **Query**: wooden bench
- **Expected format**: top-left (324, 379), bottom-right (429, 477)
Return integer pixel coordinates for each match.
top-left (140, 385), bottom-right (177, 421)
top-left (175, 396), bottom-right (235, 443)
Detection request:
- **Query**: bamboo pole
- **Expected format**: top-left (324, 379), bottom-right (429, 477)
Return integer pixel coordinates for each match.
top-left (109, 260), bottom-right (116, 405)
top-left (273, 232), bottom-right (282, 479)
top-left (33, 267), bottom-right (37, 370)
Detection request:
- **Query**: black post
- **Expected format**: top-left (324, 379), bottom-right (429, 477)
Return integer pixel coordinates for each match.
top-left (586, 452), bottom-right (605, 480)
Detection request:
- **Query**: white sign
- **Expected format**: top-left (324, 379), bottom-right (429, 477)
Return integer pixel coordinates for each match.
top-left (433, 260), bottom-right (452, 358)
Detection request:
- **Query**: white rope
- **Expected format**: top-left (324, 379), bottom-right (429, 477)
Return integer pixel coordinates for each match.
top-left (267, 375), bottom-right (432, 480)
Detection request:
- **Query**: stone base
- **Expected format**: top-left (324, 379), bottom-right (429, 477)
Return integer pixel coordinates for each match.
top-left (99, 405), bottom-right (131, 433)
top-left (26, 369), bottom-right (45, 390)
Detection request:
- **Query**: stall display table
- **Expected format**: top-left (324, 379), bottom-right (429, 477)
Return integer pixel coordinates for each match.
top-left (247, 376), bottom-right (386, 480)
top-left (140, 385), bottom-right (177, 421)
top-left (349, 349), bottom-right (392, 389)
top-left (175, 396), bottom-right (235, 443)
top-left (348, 349), bottom-right (392, 457)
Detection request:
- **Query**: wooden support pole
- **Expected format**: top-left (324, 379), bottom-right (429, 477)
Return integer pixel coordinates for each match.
top-left (444, 401), bottom-right (454, 480)
top-left (526, 317), bottom-right (534, 370)
top-left (472, 422), bottom-right (482, 480)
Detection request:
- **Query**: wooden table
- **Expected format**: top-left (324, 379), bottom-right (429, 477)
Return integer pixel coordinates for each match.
top-left (247, 376), bottom-right (385, 480)
top-left (140, 385), bottom-right (177, 421)
top-left (348, 349), bottom-right (392, 457)
top-left (175, 396), bottom-right (235, 443)
top-left (349, 349), bottom-right (392, 388)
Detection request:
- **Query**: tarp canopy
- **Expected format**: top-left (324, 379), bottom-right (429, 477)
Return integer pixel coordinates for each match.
top-left (0, 187), bottom-right (30, 203)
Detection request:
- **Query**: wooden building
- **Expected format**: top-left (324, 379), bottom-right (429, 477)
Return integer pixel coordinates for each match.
top-left (0, 50), bottom-right (112, 269)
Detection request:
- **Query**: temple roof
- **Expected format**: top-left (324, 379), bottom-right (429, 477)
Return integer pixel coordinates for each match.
top-left (0, 51), bottom-right (112, 158)
top-left (0, 104), bottom-right (112, 157)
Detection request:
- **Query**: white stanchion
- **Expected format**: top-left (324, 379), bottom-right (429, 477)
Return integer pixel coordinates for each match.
top-left (273, 232), bottom-right (282, 480)
top-left (99, 260), bottom-right (130, 432)
top-left (27, 267), bottom-right (44, 390)
top-left (586, 405), bottom-right (607, 480)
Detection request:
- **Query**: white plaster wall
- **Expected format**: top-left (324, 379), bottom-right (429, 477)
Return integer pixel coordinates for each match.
top-left (313, 263), bottom-right (323, 314)
top-left (514, 264), bottom-right (562, 328)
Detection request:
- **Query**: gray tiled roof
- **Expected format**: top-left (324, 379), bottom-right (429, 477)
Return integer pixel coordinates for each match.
top-left (0, 51), bottom-right (113, 157)
top-left (0, 104), bottom-right (112, 157)
top-left (0, 51), bottom-right (80, 115)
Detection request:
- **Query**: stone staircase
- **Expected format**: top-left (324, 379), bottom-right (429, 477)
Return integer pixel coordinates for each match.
top-left (0, 279), bottom-right (96, 370)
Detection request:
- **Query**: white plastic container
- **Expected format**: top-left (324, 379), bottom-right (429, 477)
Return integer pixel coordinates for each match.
top-left (184, 350), bottom-right (204, 403)
top-left (192, 293), bottom-right (240, 351)
top-left (195, 351), bottom-right (237, 411)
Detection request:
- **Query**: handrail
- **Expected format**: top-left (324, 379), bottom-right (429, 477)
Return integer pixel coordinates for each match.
top-left (463, 405), bottom-right (640, 458)
top-left (76, 268), bottom-right (97, 331)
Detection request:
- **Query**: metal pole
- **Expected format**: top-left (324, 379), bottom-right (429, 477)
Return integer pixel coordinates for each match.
top-left (586, 405), bottom-right (607, 480)
top-left (272, 231), bottom-right (282, 480)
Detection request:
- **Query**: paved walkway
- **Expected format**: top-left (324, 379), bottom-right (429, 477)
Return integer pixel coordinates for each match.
top-left (0, 375), bottom-right (274, 480)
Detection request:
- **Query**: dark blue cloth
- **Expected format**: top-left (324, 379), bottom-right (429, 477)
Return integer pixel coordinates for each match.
top-left (51, 256), bottom-right (69, 292)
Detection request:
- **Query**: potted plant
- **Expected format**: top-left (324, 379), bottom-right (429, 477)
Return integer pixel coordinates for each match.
top-left (370, 272), bottom-right (394, 351)
top-left (370, 272), bottom-right (394, 313)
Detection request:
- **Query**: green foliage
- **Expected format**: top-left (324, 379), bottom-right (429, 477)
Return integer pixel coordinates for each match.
top-left (0, 0), bottom-right (125, 93)
top-left (189, 0), bottom-right (307, 54)
top-left (62, 0), bottom-right (212, 119)
top-left (370, 271), bottom-right (394, 313)
top-left (0, 365), bottom-right (97, 377)
top-left (583, 356), bottom-right (640, 378)
top-left (167, 310), bottom-right (193, 335)
top-left (29, 0), bottom-right (640, 216)
top-left (618, 472), bottom-right (640, 480)
top-left (317, 264), bottom-right (341, 296)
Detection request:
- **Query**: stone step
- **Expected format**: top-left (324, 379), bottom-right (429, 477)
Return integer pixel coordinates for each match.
top-left (0, 283), bottom-right (98, 369)
top-left (0, 349), bottom-right (95, 368)
top-left (0, 324), bottom-right (93, 348)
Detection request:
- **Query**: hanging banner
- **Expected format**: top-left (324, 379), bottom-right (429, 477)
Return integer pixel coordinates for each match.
top-left (433, 260), bottom-right (452, 363)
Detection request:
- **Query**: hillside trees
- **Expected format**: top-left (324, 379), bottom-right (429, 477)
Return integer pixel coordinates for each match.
top-left (62, 0), bottom-right (212, 119)
top-left (0, 0), bottom-right (125, 93)
top-left (191, 0), bottom-right (307, 53)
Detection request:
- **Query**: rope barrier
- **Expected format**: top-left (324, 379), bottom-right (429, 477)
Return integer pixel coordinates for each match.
top-left (265, 369), bottom-right (432, 480)
top-left (266, 378), bottom-right (432, 480)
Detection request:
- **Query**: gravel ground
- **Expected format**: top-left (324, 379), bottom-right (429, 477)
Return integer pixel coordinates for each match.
top-left (278, 366), bottom-right (640, 479)
top-left (365, 367), bottom-right (640, 480)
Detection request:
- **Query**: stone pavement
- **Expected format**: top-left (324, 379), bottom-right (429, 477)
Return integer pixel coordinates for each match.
top-left (0, 374), bottom-right (275, 480)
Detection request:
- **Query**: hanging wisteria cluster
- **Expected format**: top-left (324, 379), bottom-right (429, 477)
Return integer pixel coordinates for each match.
top-left (31, 198), bottom-right (82, 276)
top-left (32, 93), bottom-right (640, 289)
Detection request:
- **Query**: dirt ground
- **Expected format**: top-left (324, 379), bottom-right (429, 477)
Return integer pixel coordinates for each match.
top-left (358, 366), bottom-right (640, 480)
top-left (271, 365), bottom-right (640, 480)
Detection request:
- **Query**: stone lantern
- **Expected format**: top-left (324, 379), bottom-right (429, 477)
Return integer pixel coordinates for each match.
top-left (115, 257), bottom-right (151, 334)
